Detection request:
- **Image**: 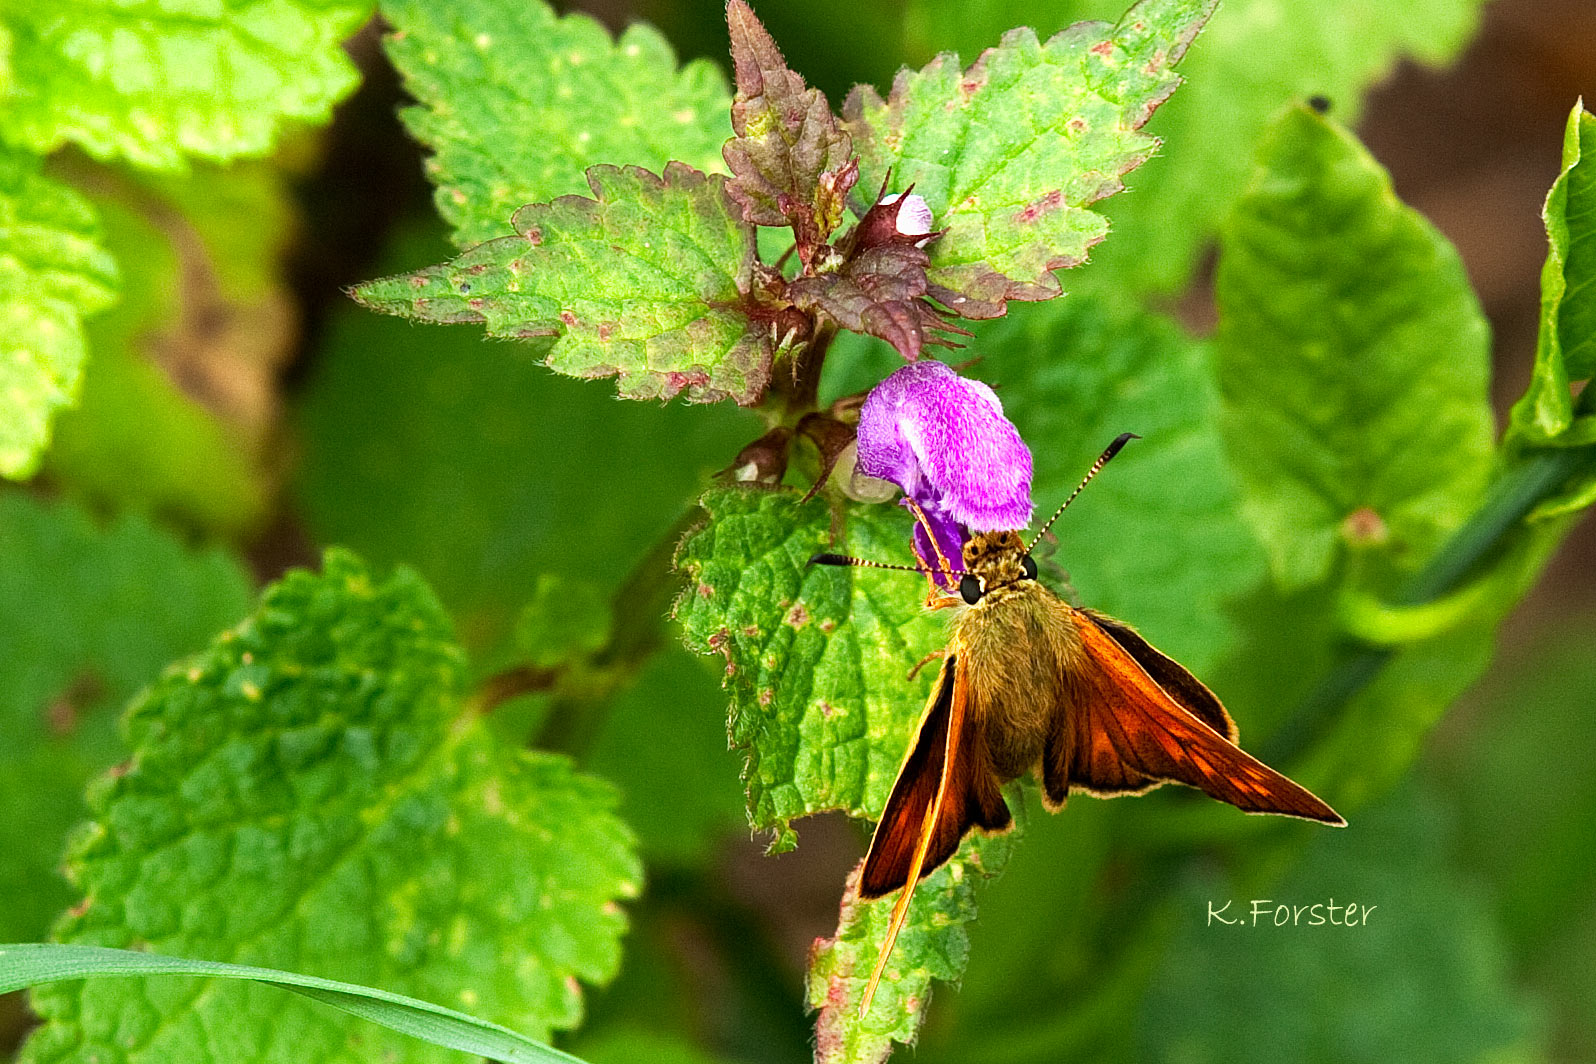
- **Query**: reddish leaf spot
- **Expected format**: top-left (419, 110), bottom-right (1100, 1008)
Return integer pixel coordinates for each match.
top-left (1014, 190), bottom-right (1064, 225)
top-left (468, 298), bottom-right (484, 311)
top-left (743, 624), bottom-right (760, 638)
top-left (597, 323), bottom-right (613, 341)
top-left (1068, 117), bottom-right (1088, 133)
top-left (819, 618), bottom-right (836, 633)
top-left (758, 689), bottom-right (774, 706)
top-left (1090, 40), bottom-right (1114, 57)
top-left (666, 369), bottom-right (711, 391)
top-left (819, 700), bottom-right (838, 719)
top-left (785, 603), bottom-right (810, 627)
top-left (559, 310), bottom-right (578, 326)
top-left (1341, 506), bottom-right (1390, 546)
top-left (524, 227), bottom-right (544, 245)
top-left (697, 582), bottom-right (715, 598)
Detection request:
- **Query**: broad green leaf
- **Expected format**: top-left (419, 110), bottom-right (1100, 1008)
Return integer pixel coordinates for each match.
top-left (20, 551), bottom-right (641, 1064)
top-left (1136, 785), bottom-right (1539, 1063)
top-left (1086, 0), bottom-right (1489, 297)
top-left (0, 146), bottom-right (118, 479)
top-left (352, 164), bottom-right (773, 405)
top-left (808, 828), bottom-right (1019, 1064)
top-left (47, 163), bottom-right (294, 533)
top-left (379, 0), bottom-right (730, 248)
top-left (0, 490), bottom-right (252, 943)
top-left (0, 0), bottom-right (369, 169)
top-left (297, 223), bottom-right (757, 660)
top-left (1215, 106), bottom-right (1494, 591)
top-left (674, 488), bottom-right (1018, 1059)
top-left (674, 487), bottom-right (949, 848)
top-left (841, 0), bottom-right (1214, 318)
top-left (1509, 102), bottom-right (1596, 448)
top-left (970, 294), bottom-right (1264, 676)
top-left (0, 945), bottom-right (591, 1064)
top-left (906, 0), bottom-right (1490, 299)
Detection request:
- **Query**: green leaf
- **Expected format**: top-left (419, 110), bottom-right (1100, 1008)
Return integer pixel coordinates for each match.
top-left (352, 164), bottom-right (773, 405)
top-left (297, 223), bottom-right (758, 660)
top-left (1215, 106), bottom-right (1494, 591)
top-left (1136, 785), bottom-right (1539, 1062)
top-left (674, 487), bottom-right (949, 849)
top-left (20, 551), bottom-right (642, 1064)
top-left (807, 827), bottom-right (1019, 1064)
top-left (1509, 101), bottom-right (1596, 447)
top-left (1084, 0), bottom-right (1489, 297)
top-left (379, 0), bottom-right (730, 248)
top-left (841, 0), bottom-right (1214, 318)
top-left (970, 294), bottom-right (1264, 676)
top-left (46, 162), bottom-right (294, 533)
top-left (723, 0), bottom-right (855, 247)
top-left (0, 945), bottom-right (591, 1064)
top-left (0, 490), bottom-right (252, 943)
top-left (0, 145), bottom-right (118, 479)
top-left (0, 0), bottom-right (369, 169)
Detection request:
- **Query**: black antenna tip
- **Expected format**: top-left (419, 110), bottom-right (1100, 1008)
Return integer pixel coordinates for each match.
top-left (1105, 432), bottom-right (1140, 459)
top-left (809, 552), bottom-right (852, 567)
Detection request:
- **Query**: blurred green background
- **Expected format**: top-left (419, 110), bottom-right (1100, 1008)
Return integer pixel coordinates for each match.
top-left (3, 0), bottom-right (1594, 1062)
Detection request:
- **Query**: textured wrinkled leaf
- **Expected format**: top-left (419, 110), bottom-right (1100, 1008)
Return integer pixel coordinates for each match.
top-left (0, 146), bottom-right (118, 479)
top-left (0, 491), bottom-right (252, 943)
top-left (380, 0), bottom-right (731, 247)
top-left (674, 487), bottom-right (949, 849)
top-left (1215, 106), bottom-right (1494, 590)
top-left (0, 0), bottom-right (368, 169)
top-left (298, 224), bottom-right (758, 660)
top-left (842, 0), bottom-right (1213, 318)
top-left (1508, 102), bottom-right (1596, 448)
top-left (808, 829), bottom-right (1018, 1064)
top-left (673, 488), bottom-right (1021, 1059)
top-left (352, 164), bottom-right (772, 404)
top-left (47, 163), bottom-right (294, 533)
top-left (723, 0), bottom-right (855, 246)
top-left (20, 551), bottom-right (641, 1064)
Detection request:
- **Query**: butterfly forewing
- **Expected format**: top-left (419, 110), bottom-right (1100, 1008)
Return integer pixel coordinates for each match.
top-left (860, 655), bottom-right (1012, 900)
top-left (1045, 613), bottom-right (1344, 825)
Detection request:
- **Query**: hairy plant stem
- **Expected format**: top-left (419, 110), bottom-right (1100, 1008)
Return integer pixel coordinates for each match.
top-left (1262, 390), bottom-right (1596, 763)
top-left (782, 318), bottom-right (837, 419)
top-left (472, 504), bottom-right (706, 756)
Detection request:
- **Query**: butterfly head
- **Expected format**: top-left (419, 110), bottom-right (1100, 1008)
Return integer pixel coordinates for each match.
top-left (958, 530), bottom-right (1039, 605)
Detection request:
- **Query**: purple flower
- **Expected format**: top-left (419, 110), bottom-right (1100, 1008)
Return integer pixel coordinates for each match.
top-left (855, 361), bottom-right (1033, 582)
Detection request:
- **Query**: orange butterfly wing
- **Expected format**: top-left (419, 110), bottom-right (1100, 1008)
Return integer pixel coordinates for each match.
top-left (860, 654), bottom-right (1011, 900)
top-left (1042, 612), bottom-right (1344, 825)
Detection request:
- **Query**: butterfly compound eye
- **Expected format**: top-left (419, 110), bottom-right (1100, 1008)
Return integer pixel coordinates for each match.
top-left (1021, 555), bottom-right (1038, 580)
top-left (959, 574), bottom-right (983, 605)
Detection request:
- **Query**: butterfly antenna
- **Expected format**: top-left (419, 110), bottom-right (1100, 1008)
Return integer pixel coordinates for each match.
top-left (1025, 432), bottom-right (1139, 554)
top-left (807, 553), bottom-right (964, 576)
